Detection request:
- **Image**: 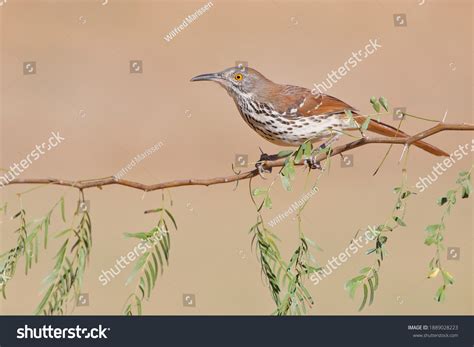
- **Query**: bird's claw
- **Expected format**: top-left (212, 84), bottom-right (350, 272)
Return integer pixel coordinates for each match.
top-left (304, 156), bottom-right (322, 170)
top-left (255, 147), bottom-right (288, 178)
top-left (255, 149), bottom-right (278, 178)
top-left (255, 161), bottom-right (272, 178)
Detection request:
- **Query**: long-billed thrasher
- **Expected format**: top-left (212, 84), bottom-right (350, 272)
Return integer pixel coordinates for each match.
top-left (191, 66), bottom-right (448, 170)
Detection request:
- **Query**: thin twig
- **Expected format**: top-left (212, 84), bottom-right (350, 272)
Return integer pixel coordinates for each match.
top-left (3, 122), bottom-right (473, 192)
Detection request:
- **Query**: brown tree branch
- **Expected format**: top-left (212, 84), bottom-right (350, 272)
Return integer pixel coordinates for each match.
top-left (3, 123), bottom-right (474, 192)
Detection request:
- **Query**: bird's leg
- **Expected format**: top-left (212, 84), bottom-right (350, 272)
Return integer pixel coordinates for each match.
top-left (303, 157), bottom-right (322, 170)
top-left (255, 147), bottom-right (281, 176)
top-left (304, 133), bottom-right (342, 170)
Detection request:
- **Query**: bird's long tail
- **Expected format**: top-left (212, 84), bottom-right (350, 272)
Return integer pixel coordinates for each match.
top-left (354, 116), bottom-right (449, 157)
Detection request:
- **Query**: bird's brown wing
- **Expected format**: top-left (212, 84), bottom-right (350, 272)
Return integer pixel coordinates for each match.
top-left (274, 86), bottom-right (358, 118)
top-left (269, 85), bottom-right (448, 157)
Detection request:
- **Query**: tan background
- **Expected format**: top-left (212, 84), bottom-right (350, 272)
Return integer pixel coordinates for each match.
top-left (0, 0), bottom-right (472, 315)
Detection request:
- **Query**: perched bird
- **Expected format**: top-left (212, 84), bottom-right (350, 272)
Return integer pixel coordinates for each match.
top-left (191, 66), bottom-right (448, 166)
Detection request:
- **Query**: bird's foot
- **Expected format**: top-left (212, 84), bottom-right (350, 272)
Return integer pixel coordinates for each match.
top-left (255, 161), bottom-right (271, 178)
top-left (303, 156), bottom-right (322, 170)
top-left (255, 149), bottom-right (280, 177)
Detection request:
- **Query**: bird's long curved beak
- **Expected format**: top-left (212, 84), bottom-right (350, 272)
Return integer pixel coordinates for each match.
top-left (190, 72), bottom-right (222, 82)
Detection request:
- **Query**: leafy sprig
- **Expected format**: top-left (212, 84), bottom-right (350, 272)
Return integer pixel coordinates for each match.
top-left (346, 155), bottom-right (415, 311)
top-left (425, 168), bottom-right (472, 302)
top-left (249, 143), bottom-right (328, 315)
top-left (249, 217), bottom-right (318, 315)
top-left (35, 193), bottom-right (91, 315)
top-left (123, 202), bottom-right (176, 316)
top-left (0, 196), bottom-right (65, 299)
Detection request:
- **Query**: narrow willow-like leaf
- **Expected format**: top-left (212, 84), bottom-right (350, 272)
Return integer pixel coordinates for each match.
top-left (60, 197), bottom-right (66, 223)
top-left (35, 285), bottom-right (54, 315)
top-left (358, 283), bottom-right (368, 311)
top-left (126, 252), bottom-right (149, 286)
top-left (295, 145), bottom-right (304, 163)
top-left (164, 209), bottom-right (178, 230)
top-left (368, 278), bottom-right (375, 305)
top-left (144, 269), bottom-right (152, 299)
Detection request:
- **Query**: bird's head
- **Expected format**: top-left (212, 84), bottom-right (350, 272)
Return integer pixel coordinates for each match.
top-left (191, 66), bottom-right (271, 98)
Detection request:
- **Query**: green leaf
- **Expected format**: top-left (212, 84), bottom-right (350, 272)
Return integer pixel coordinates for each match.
top-left (447, 190), bottom-right (457, 204)
top-left (427, 267), bottom-right (440, 278)
top-left (393, 216), bottom-right (406, 227)
top-left (164, 209), bottom-right (178, 230)
top-left (147, 260), bottom-right (157, 287)
top-left (358, 283), bottom-right (368, 311)
top-left (159, 239), bottom-right (169, 264)
top-left (138, 278), bottom-right (145, 299)
top-left (361, 116), bottom-right (371, 131)
top-left (425, 224), bottom-right (441, 233)
top-left (295, 145), bottom-right (304, 163)
top-left (126, 252), bottom-right (149, 286)
top-left (435, 286), bottom-right (446, 302)
top-left (252, 188), bottom-right (267, 196)
top-left (373, 271), bottom-right (379, 290)
top-left (366, 248), bottom-right (376, 255)
top-left (437, 196), bottom-right (448, 206)
top-left (151, 252), bottom-right (160, 282)
top-left (442, 270), bottom-right (454, 285)
top-left (461, 181), bottom-right (472, 198)
top-left (424, 236), bottom-right (436, 246)
top-left (379, 97), bottom-right (389, 112)
top-left (303, 142), bottom-right (312, 159)
top-left (350, 274), bottom-right (367, 283)
top-left (43, 217), bottom-right (49, 249)
top-left (264, 196), bottom-right (272, 209)
top-left (144, 269), bottom-right (151, 298)
top-left (277, 150), bottom-right (293, 158)
top-left (282, 161), bottom-right (296, 180)
top-left (368, 277), bottom-right (375, 305)
top-left (348, 284), bottom-right (357, 299)
top-left (135, 295), bottom-right (142, 315)
top-left (345, 275), bottom-right (365, 299)
top-left (400, 191), bottom-right (411, 199)
top-left (60, 197), bottom-right (66, 223)
top-left (370, 97), bottom-right (381, 113)
top-left (35, 285), bottom-right (54, 315)
top-left (124, 232), bottom-right (149, 240)
top-left (280, 174), bottom-right (291, 191)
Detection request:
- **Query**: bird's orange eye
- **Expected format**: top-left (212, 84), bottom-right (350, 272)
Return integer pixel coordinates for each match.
top-left (234, 73), bottom-right (243, 81)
